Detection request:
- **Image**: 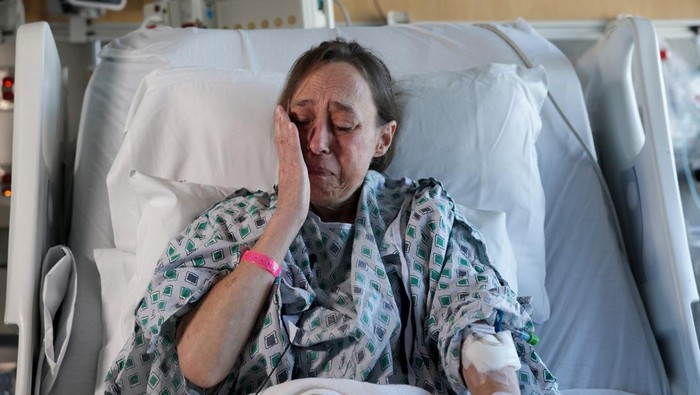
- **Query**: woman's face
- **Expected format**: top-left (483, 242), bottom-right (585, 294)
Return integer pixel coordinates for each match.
top-left (289, 62), bottom-right (396, 216)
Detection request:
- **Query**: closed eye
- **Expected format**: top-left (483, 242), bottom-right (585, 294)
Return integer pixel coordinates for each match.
top-left (334, 125), bottom-right (354, 133)
top-left (290, 117), bottom-right (312, 129)
top-left (333, 123), bottom-right (357, 133)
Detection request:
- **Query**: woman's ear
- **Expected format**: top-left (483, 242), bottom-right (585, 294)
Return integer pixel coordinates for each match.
top-left (374, 120), bottom-right (397, 157)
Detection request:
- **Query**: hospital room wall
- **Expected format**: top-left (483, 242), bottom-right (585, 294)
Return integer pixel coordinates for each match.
top-left (22, 0), bottom-right (700, 23)
top-left (335, 0), bottom-right (700, 23)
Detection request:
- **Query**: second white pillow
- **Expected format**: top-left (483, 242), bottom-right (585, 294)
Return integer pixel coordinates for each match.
top-left (386, 64), bottom-right (549, 322)
top-left (132, 171), bottom-right (234, 287)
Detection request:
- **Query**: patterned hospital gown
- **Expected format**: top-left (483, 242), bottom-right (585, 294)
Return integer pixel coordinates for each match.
top-left (105, 171), bottom-right (558, 394)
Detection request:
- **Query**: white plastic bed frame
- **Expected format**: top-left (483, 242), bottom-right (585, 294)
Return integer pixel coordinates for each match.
top-left (575, 18), bottom-right (700, 394)
top-left (5, 22), bottom-right (65, 395)
top-left (5, 17), bottom-right (700, 394)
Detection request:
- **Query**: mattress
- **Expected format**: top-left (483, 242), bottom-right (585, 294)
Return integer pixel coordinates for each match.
top-left (59, 22), bottom-right (669, 394)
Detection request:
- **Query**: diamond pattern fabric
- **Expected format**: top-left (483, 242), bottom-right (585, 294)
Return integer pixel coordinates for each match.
top-left (105, 171), bottom-right (556, 394)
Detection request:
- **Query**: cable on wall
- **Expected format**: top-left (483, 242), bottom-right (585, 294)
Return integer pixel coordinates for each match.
top-left (373, 0), bottom-right (386, 23)
top-left (334, 0), bottom-right (352, 26)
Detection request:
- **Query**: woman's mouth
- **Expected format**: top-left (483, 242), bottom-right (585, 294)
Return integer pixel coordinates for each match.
top-left (307, 166), bottom-right (333, 176)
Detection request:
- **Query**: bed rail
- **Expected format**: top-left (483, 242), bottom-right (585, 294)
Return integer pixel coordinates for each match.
top-left (576, 16), bottom-right (700, 394)
top-left (4, 22), bottom-right (64, 395)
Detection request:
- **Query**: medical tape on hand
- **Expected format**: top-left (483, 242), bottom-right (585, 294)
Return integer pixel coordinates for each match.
top-left (461, 324), bottom-right (521, 374)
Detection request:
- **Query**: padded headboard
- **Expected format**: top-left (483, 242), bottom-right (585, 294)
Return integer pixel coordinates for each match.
top-left (576, 17), bottom-right (700, 393)
top-left (4, 22), bottom-right (64, 395)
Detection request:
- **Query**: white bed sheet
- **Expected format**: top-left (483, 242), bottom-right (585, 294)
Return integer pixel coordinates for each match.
top-left (62, 22), bottom-right (669, 394)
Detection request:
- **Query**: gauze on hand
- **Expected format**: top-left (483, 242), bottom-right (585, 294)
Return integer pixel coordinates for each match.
top-left (461, 327), bottom-right (521, 373)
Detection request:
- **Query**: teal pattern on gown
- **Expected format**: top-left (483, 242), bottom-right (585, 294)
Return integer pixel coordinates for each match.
top-left (105, 171), bottom-right (558, 394)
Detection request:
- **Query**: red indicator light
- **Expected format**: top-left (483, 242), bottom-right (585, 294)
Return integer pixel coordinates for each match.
top-left (1, 76), bottom-right (13, 102)
top-left (1, 174), bottom-right (10, 197)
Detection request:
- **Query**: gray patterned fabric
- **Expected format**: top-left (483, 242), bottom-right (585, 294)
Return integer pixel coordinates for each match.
top-left (105, 171), bottom-right (557, 394)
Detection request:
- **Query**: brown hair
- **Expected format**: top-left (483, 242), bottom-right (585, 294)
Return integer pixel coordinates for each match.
top-left (278, 39), bottom-right (399, 172)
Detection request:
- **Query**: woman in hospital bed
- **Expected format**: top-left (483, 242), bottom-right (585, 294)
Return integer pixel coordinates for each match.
top-left (104, 39), bottom-right (557, 395)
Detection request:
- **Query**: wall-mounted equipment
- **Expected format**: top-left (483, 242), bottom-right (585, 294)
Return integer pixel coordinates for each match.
top-left (215, 0), bottom-right (330, 30)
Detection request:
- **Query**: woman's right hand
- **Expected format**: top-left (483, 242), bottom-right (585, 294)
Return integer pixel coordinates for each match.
top-left (273, 105), bottom-right (310, 228)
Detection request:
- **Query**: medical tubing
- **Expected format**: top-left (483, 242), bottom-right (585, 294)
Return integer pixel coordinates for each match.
top-left (507, 326), bottom-right (540, 346)
top-left (334, 0), bottom-right (352, 26)
top-left (475, 23), bottom-right (631, 264)
top-left (255, 341), bottom-right (293, 394)
top-left (495, 309), bottom-right (539, 345)
top-left (373, 0), bottom-right (386, 23)
top-left (255, 279), bottom-right (289, 394)
top-left (494, 310), bottom-right (504, 332)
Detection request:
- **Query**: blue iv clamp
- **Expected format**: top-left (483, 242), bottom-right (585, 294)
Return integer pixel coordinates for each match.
top-left (495, 310), bottom-right (540, 346)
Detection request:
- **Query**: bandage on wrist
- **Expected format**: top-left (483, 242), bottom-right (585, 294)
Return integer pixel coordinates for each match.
top-left (242, 250), bottom-right (282, 278)
top-left (461, 327), bottom-right (521, 373)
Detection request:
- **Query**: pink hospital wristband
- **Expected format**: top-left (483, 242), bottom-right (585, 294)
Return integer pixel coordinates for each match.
top-left (242, 250), bottom-right (282, 278)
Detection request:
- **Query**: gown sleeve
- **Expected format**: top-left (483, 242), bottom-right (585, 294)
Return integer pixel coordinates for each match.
top-left (404, 179), bottom-right (557, 394)
top-left (104, 189), bottom-right (275, 394)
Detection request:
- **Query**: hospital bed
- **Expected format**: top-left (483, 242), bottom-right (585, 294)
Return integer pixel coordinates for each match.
top-left (5, 16), bottom-right (699, 395)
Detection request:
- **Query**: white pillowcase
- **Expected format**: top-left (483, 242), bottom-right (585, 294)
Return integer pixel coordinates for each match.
top-left (385, 64), bottom-right (549, 321)
top-left (132, 171), bottom-right (234, 284)
top-left (456, 205), bottom-right (518, 294)
top-left (107, 68), bottom-right (283, 254)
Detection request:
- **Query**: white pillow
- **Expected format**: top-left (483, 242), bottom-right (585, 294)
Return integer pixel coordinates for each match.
top-left (455, 205), bottom-right (518, 294)
top-left (106, 68), bottom-right (283, 254)
top-left (93, 248), bottom-right (138, 395)
top-left (107, 64), bottom-right (548, 321)
top-left (132, 171), bottom-right (234, 284)
top-left (385, 64), bottom-right (549, 322)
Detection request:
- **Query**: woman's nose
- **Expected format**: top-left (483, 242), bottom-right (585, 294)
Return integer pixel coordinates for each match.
top-left (307, 121), bottom-right (331, 155)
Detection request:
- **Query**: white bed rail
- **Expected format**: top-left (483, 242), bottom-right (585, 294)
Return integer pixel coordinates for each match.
top-left (577, 17), bottom-right (700, 394)
top-left (4, 22), bottom-right (64, 395)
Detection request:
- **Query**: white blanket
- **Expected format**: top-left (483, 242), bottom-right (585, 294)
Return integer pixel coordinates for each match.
top-left (259, 379), bottom-right (637, 395)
